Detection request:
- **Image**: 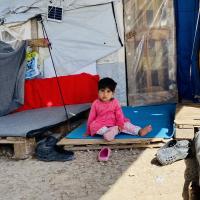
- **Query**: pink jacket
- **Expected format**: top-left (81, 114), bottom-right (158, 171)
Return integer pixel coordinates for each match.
top-left (86, 98), bottom-right (129, 136)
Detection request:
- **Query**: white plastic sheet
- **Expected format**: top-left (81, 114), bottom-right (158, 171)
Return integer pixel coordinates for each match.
top-left (124, 0), bottom-right (177, 106)
top-left (0, 0), bottom-right (118, 24)
top-left (43, 3), bottom-right (122, 75)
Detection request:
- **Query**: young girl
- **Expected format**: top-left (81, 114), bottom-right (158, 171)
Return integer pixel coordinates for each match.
top-left (86, 77), bottom-right (152, 141)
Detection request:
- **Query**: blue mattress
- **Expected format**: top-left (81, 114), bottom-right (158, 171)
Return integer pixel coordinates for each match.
top-left (66, 103), bottom-right (176, 139)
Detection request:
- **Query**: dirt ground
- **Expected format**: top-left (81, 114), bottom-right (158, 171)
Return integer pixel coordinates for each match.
top-left (0, 147), bottom-right (198, 200)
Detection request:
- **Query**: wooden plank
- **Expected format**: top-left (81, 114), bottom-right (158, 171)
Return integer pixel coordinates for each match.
top-left (174, 104), bottom-right (200, 125)
top-left (156, 41), bottom-right (165, 87)
top-left (0, 137), bottom-right (27, 144)
top-left (30, 19), bottom-right (38, 51)
top-left (0, 139), bottom-right (23, 144)
top-left (174, 128), bottom-right (195, 140)
top-left (27, 38), bottom-right (49, 48)
top-left (126, 28), bottom-right (170, 41)
top-left (0, 137), bottom-right (36, 159)
top-left (6, 137), bottom-right (26, 141)
top-left (144, 38), bottom-right (152, 93)
top-left (63, 143), bottom-right (164, 151)
top-left (176, 124), bottom-right (194, 129)
top-left (31, 19), bottom-right (38, 39)
top-left (58, 138), bottom-right (168, 146)
top-left (13, 138), bottom-right (36, 159)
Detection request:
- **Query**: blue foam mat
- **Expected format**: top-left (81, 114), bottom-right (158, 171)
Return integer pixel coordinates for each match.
top-left (66, 104), bottom-right (176, 139)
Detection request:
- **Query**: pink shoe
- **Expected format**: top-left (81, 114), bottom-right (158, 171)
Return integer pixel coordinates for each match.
top-left (98, 147), bottom-right (111, 162)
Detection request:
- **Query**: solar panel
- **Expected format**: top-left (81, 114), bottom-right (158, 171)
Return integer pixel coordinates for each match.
top-left (47, 5), bottom-right (63, 22)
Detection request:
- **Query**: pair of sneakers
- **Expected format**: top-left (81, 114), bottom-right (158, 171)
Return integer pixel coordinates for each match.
top-left (156, 139), bottom-right (191, 165)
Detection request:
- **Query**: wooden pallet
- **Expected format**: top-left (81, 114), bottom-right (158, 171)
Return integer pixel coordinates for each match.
top-left (58, 138), bottom-right (170, 150)
top-left (174, 104), bottom-right (200, 139)
top-left (0, 137), bottom-right (36, 159)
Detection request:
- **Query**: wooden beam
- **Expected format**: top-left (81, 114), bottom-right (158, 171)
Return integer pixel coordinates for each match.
top-left (31, 19), bottom-right (38, 51)
top-left (27, 38), bottom-right (49, 48)
top-left (126, 28), bottom-right (170, 41)
top-left (0, 137), bottom-right (36, 159)
top-left (58, 138), bottom-right (168, 146)
top-left (174, 104), bottom-right (200, 126)
top-left (63, 143), bottom-right (164, 151)
top-left (174, 128), bottom-right (195, 139)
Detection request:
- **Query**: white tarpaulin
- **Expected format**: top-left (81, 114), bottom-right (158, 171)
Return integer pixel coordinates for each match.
top-left (0, 0), bottom-right (118, 24)
top-left (0, 0), bottom-right (122, 76)
top-left (43, 3), bottom-right (122, 75)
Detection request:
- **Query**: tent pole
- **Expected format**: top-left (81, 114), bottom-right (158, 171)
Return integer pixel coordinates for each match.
top-left (36, 15), bottom-right (70, 130)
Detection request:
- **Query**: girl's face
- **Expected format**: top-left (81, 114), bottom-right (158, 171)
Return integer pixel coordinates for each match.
top-left (98, 88), bottom-right (114, 102)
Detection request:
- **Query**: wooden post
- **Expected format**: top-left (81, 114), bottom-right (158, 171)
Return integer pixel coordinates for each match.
top-left (13, 138), bottom-right (36, 159)
top-left (30, 19), bottom-right (38, 51)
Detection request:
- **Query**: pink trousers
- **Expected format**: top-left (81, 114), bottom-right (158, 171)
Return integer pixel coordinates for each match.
top-left (96, 122), bottom-right (141, 141)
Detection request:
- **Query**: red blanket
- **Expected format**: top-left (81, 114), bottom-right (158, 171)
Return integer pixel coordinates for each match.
top-left (17, 73), bottom-right (99, 112)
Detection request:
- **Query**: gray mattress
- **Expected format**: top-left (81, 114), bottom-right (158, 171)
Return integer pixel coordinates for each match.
top-left (0, 104), bottom-right (90, 137)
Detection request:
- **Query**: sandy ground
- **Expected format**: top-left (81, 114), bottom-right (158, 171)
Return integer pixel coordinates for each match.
top-left (0, 147), bottom-right (198, 200)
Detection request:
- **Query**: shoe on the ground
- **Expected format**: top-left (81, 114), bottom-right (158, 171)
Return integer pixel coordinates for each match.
top-left (35, 136), bottom-right (74, 162)
top-left (98, 147), bottom-right (111, 162)
top-left (160, 139), bottom-right (190, 149)
top-left (156, 139), bottom-right (190, 165)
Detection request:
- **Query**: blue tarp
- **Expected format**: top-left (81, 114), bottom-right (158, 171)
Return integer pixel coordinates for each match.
top-left (67, 104), bottom-right (176, 139)
top-left (175, 0), bottom-right (200, 101)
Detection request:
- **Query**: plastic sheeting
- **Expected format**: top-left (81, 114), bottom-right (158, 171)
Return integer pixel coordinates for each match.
top-left (0, 21), bottom-right (31, 48)
top-left (124, 0), bottom-right (177, 106)
top-left (192, 5), bottom-right (200, 100)
top-left (43, 3), bottom-right (122, 75)
top-left (0, 103), bottom-right (90, 137)
top-left (175, 0), bottom-right (200, 101)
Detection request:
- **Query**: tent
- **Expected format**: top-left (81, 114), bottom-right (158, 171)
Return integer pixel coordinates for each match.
top-left (0, 0), bottom-right (127, 136)
top-left (0, 0), bottom-right (199, 137)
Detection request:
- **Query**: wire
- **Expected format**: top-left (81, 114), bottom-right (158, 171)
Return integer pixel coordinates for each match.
top-left (38, 15), bottom-right (70, 124)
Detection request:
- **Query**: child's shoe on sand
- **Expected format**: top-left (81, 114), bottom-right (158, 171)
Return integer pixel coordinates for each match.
top-left (156, 139), bottom-right (190, 165)
top-left (98, 147), bottom-right (111, 162)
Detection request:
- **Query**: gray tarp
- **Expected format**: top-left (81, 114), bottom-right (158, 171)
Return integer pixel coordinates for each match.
top-left (0, 41), bottom-right (26, 116)
top-left (0, 103), bottom-right (90, 137)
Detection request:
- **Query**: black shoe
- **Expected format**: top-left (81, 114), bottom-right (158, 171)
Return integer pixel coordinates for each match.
top-left (35, 136), bottom-right (75, 162)
top-left (36, 149), bottom-right (75, 162)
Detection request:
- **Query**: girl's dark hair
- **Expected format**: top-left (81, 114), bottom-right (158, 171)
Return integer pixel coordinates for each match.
top-left (98, 77), bottom-right (117, 92)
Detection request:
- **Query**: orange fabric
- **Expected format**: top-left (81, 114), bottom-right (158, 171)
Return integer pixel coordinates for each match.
top-left (16, 73), bottom-right (99, 112)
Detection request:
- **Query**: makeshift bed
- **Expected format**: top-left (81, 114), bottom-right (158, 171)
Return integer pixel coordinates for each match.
top-left (58, 103), bottom-right (176, 149)
top-left (0, 103), bottom-right (90, 159)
